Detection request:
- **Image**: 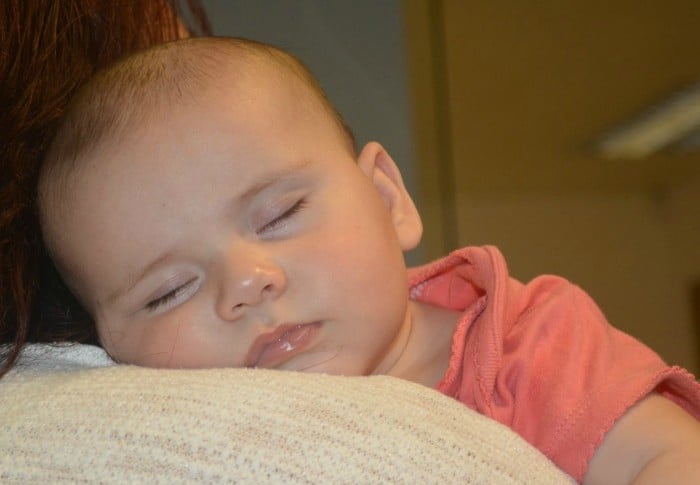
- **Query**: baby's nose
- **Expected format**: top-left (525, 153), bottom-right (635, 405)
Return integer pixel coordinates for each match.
top-left (216, 253), bottom-right (287, 321)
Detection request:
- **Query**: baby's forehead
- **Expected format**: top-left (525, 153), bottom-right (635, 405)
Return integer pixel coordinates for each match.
top-left (41, 38), bottom-right (351, 210)
top-left (65, 50), bottom-right (307, 154)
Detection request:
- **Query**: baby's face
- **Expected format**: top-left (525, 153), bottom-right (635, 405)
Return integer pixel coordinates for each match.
top-left (48, 68), bottom-right (420, 374)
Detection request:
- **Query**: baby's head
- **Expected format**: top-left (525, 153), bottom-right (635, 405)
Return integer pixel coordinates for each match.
top-left (39, 37), bottom-right (423, 373)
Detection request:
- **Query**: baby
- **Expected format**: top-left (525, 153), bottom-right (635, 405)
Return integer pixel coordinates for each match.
top-left (39, 37), bottom-right (700, 483)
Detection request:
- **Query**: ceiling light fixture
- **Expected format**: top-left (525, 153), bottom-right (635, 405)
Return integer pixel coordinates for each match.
top-left (596, 81), bottom-right (700, 159)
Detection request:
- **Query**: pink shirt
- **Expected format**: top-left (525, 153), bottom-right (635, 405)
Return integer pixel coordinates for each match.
top-left (408, 246), bottom-right (700, 482)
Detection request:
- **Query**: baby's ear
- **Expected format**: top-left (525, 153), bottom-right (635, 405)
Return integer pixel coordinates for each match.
top-left (357, 142), bottom-right (423, 251)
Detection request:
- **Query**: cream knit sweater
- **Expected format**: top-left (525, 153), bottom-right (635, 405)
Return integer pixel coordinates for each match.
top-left (0, 344), bottom-right (574, 484)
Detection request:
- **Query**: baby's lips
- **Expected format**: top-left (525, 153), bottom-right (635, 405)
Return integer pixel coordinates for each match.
top-left (245, 322), bottom-right (322, 368)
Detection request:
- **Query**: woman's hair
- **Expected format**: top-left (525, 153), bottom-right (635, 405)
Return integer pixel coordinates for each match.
top-left (0, 0), bottom-right (210, 377)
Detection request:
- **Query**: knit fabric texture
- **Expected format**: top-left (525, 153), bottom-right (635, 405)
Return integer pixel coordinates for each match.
top-left (0, 344), bottom-right (574, 484)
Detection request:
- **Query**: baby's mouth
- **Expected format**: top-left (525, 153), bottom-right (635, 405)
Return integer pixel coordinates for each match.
top-left (245, 322), bottom-right (322, 368)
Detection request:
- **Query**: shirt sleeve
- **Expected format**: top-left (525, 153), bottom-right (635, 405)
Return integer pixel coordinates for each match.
top-left (432, 247), bottom-right (700, 482)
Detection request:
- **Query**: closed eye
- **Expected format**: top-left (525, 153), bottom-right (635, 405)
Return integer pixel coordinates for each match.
top-left (145, 278), bottom-right (198, 312)
top-left (257, 198), bottom-right (307, 234)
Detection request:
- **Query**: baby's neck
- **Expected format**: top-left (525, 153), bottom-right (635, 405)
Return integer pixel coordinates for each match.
top-left (387, 300), bottom-right (461, 388)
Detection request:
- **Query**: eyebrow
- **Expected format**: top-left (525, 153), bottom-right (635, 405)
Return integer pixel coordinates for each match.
top-left (234, 158), bottom-right (313, 206)
top-left (106, 159), bottom-right (313, 305)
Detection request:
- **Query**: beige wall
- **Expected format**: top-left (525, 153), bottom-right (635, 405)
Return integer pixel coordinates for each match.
top-left (404, 0), bottom-right (700, 374)
top-left (454, 185), bottom-right (699, 373)
top-left (662, 174), bottom-right (700, 372)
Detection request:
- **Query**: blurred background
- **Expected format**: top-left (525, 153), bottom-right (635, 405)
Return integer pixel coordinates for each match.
top-left (201, 0), bottom-right (700, 374)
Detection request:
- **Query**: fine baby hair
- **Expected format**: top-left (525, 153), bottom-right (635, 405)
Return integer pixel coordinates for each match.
top-left (41, 36), bottom-right (355, 184)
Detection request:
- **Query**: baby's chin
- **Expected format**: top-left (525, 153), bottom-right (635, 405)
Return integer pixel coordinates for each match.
top-left (274, 348), bottom-right (343, 373)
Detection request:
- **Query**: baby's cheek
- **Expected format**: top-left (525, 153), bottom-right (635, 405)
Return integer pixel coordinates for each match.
top-left (135, 319), bottom-right (207, 368)
top-left (135, 316), bottom-right (244, 369)
top-left (310, 229), bottom-right (406, 308)
top-left (134, 324), bottom-right (186, 368)
top-left (99, 317), bottom-right (187, 368)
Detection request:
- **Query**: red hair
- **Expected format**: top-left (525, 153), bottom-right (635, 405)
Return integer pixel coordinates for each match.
top-left (0, 0), bottom-right (210, 377)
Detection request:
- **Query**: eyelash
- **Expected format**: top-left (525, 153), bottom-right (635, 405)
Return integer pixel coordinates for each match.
top-left (146, 279), bottom-right (196, 312)
top-left (258, 197), bottom-right (307, 234)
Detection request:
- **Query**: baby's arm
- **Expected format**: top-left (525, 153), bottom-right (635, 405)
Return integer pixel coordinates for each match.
top-left (584, 393), bottom-right (700, 484)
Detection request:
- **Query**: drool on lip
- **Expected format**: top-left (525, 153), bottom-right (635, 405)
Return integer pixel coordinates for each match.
top-left (246, 322), bottom-right (321, 368)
